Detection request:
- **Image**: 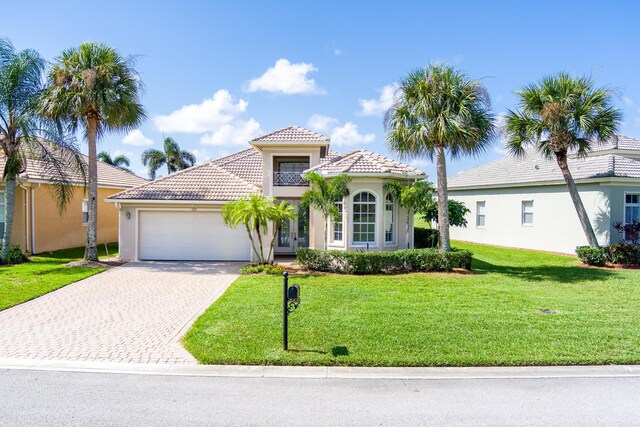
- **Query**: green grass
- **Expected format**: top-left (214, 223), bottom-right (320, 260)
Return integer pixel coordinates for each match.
top-left (0, 243), bottom-right (118, 311)
top-left (413, 214), bottom-right (432, 229)
top-left (184, 242), bottom-right (640, 366)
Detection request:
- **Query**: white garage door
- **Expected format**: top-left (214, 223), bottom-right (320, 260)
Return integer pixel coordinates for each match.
top-left (138, 210), bottom-right (250, 261)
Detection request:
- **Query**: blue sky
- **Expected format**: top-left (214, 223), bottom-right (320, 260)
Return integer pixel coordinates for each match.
top-left (4, 0), bottom-right (640, 180)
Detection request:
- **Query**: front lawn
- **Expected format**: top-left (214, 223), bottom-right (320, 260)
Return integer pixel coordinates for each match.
top-left (0, 243), bottom-right (118, 311)
top-left (184, 242), bottom-right (640, 366)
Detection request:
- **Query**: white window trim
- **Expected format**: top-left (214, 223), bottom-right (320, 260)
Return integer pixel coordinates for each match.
top-left (521, 200), bottom-right (534, 226)
top-left (329, 199), bottom-right (344, 245)
top-left (82, 198), bottom-right (89, 226)
top-left (623, 191), bottom-right (640, 241)
top-left (351, 190), bottom-right (378, 247)
top-left (384, 193), bottom-right (397, 246)
top-left (476, 201), bottom-right (486, 229)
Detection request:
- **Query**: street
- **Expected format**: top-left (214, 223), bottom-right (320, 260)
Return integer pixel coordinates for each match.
top-left (1, 368), bottom-right (639, 426)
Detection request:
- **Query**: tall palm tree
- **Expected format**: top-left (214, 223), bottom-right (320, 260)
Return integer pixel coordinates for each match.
top-left (41, 42), bottom-right (145, 261)
top-left (505, 73), bottom-right (621, 248)
top-left (385, 64), bottom-right (495, 252)
top-left (0, 38), bottom-right (84, 261)
top-left (222, 195), bottom-right (296, 263)
top-left (98, 151), bottom-right (131, 172)
top-left (141, 136), bottom-right (195, 179)
top-left (300, 172), bottom-right (352, 250)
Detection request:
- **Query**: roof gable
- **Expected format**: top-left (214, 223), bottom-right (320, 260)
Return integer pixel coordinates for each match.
top-left (306, 149), bottom-right (425, 177)
top-left (251, 126), bottom-right (329, 144)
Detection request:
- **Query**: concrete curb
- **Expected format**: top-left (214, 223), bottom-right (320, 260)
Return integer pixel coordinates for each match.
top-left (1, 358), bottom-right (640, 380)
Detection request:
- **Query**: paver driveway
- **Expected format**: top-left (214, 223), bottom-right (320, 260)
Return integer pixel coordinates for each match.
top-left (0, 262), bottom-right (240, 364)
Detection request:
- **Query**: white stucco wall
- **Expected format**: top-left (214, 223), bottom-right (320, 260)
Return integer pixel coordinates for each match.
top-left (448, 183), bottom-right (611, 254)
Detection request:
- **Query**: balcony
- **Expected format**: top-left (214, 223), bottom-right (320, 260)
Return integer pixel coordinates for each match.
top-left (273, 171), bottom-right (307, 187)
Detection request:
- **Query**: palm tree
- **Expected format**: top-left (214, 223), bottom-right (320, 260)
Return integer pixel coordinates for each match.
top-left (385, 64), bottom-right (495, 252)
top-left (505, 73), bottom-right (621, 248)
top-left (222, 195), bottom-right (296, 263)
top-left (98, 151), bottom-right (131, 172)
top-left (0, 38), bottom-right (84, 261)
top-left (141, 136), bottom-right (196, 179)
top-left (300, 172), bottom-right (352, 250)
top-left (40, 42), bottom-right (145, 261)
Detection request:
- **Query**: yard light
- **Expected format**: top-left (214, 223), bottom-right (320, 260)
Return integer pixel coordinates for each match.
top-left (283, 271), bottom-right (300, 350)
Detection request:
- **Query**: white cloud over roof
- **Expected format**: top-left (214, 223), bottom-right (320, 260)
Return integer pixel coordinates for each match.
top-left (246, 59), bottom-right (325, 95)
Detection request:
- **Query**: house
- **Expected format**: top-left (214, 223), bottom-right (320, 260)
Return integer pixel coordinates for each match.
top-left (108, 126), bottom-right (425, 261)
top-left (448, 135), bottom-right (640, 254)
top-left (0, 150), bottom-right (147, 254)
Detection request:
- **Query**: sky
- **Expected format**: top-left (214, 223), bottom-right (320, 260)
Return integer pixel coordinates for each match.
top-left (4, 0), bottom-right (640, 180)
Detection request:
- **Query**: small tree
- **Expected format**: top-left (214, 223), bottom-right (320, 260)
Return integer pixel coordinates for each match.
top-left (384, 180), bottom-right (435, 248)
top-left (222, 195), bottom-right (296, 263)
top-left (300, 172), bottom-right (352, 250)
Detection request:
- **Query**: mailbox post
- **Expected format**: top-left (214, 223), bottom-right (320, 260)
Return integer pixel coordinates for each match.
top-left (282, 271), bottom-right (300, 350)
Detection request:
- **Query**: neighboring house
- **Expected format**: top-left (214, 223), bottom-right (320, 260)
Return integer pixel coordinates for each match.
top-left (108, 126), bottom-right (425, 261)
top-left (0, 151), bottom-right (147, 254)
top-left (448, 135), bottom-right (640, 254)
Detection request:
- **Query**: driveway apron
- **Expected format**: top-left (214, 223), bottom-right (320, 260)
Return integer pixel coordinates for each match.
top-left (0, 262), bottom-right (240, 364)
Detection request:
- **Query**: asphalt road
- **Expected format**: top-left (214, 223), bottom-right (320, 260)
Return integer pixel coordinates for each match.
top-left (1, 369), bottom-right (639, 426)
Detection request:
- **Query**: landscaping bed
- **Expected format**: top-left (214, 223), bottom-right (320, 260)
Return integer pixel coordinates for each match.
top-left (0, 243), bottom-right (119, 311)
top-left (184, 242), bottom-right (640, 366)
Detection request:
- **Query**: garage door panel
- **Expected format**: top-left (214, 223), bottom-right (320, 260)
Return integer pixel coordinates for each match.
top-left (138, 211), bottom-right (250, 261)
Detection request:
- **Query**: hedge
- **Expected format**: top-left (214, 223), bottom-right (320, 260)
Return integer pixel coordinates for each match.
top-left (296, 247), bottom-right (473, 274)
top-left (576, 244), bottom-right (640, 267)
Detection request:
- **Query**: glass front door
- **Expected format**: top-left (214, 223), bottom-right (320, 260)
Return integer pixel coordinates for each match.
top-left (276, 200), bottom-right (309, 254)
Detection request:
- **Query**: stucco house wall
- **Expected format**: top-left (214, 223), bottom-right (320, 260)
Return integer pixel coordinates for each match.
top-left (449, 183), bottom-right (611, 254)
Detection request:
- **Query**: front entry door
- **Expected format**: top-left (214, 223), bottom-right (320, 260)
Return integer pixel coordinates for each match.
top-left (275, 201), bottom-right (309, 254)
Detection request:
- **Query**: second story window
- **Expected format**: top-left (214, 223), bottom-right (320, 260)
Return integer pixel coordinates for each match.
top-left (273, 157), bottom-right (310, 186)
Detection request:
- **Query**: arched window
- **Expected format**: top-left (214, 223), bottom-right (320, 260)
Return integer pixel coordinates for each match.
top-left (384, 193), bottom-right (395, 244)
top-left (352, 191), bottom-right (376, 244)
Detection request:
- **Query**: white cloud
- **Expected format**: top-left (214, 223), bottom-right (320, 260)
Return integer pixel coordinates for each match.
top-left (307, 114), bottom-right (339, 133)
top-left (200, 118), bottom-right (262, 146)
top-left (153, 90), bottom-right (248, 133)
top-left (330, 122), bottom-right (375, 147)
top-left (357, 83), bottom-right (400, 116)
top-left (246, 59), bottom-right (325, 95)
top-left (113, 149), bottom-right (134, 158)
top-left (122, 129), bottom-right (153, 146)
top-left (306, 115), bottom-right (374, 147)
top-left (333, 48), bottom-right (343, 56)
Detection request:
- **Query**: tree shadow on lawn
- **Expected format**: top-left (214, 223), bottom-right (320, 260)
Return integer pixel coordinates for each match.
top-left (471, 258), bottom-right (616, 283)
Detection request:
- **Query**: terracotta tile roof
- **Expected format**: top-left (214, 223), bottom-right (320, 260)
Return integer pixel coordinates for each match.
top-left (109, 161), bottom-right (261, 201)
top-left (448, 152), bottom-right (640, 189)
top-left (211, 147), bottom-right (263, 188)
top-left (0, 146), bottom-right (147, 189)
top-left (251, 126), bottom-right (329, 143)
top-left (306, 149), bottom-right (425, 177)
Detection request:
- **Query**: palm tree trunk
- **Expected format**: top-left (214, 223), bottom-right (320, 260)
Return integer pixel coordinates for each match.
top-left (324, 216), bottom-right (328, 250)
top-left (556, 152), bottom-right (599, 248)
top-left (84, 117), bottom-right (99, 261)
top-left (1, 174), bottom-right (17, 260)
top-left (435, 145), bottom-right (451, 252)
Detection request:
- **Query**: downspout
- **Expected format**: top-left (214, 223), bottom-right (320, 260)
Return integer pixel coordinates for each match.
top-left (30, 184), bottom-right (40, 254)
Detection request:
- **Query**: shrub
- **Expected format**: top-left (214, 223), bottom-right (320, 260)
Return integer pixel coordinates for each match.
top-left (607, 243), bottom-right (640, 265)
top-left (575, 246), bottom-right (607, 266)
top-left (0, 244), bottom-right (28, 265)
top-left (414, 228), bottom-right (439, 249)
top-left (239, 263), bottom-right (286, 275)
top-left (296, 247), bottom-right (473, 274)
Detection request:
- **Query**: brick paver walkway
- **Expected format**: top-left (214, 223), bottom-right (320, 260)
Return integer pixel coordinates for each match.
top-left (0, 262), bottom-right (240, 364)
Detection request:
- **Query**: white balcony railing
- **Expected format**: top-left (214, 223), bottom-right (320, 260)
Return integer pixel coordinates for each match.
top-left (273, 171), bottom-right (307, 186)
